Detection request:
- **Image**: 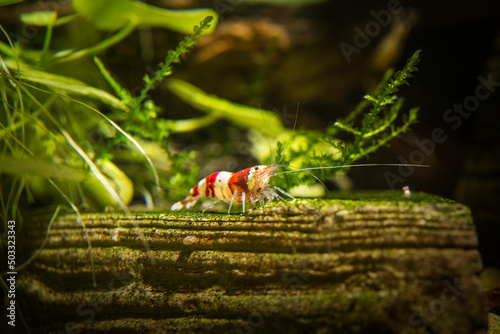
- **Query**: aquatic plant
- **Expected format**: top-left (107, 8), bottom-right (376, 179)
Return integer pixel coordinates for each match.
top-left (0, 0), bottom-right (217, 226)
top-left (270, 51), bottom-right (421, 191)
top-left (0, 0), bottom-right (421, 224)
top-left (167, 50), bottom-right (422, 193)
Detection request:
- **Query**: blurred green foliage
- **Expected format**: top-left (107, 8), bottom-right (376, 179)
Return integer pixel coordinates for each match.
top-left (270, 51), bottom-right (420, 192)
top-left (0, 0), bottom-right (421, 222)
top-left (165, 51), bottom-right (421, 195)
top-left (0, 0), bottom-right (217, 224)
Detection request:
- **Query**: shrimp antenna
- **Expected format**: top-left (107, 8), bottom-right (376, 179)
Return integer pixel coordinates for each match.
top-left (277, 103), bottom-right (300, 165)
top-left (259, 103), bottom-right (275, 165)
top-left (275, 163), bottom-right (328, 190)
top-left (274, 163), bottom-right (430, 175)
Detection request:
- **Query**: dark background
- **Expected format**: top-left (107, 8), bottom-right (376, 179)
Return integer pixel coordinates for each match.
top-left (168, 0), bottom-right (500, 269)
top-left (2, 0), bottom-right (499, 268)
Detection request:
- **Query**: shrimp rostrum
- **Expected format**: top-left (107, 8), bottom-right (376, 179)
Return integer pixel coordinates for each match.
top-left (171, 164), bottom-right (293, 213)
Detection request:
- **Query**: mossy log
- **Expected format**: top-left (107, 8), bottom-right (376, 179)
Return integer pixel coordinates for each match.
top-left (17, 192), bottom-right (487, 333)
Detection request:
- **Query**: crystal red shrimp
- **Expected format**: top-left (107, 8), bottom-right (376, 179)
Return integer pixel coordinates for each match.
top-left (170, 163), bottom-right (428, 213)
top-left (171, 164), bottom-right (292, 213)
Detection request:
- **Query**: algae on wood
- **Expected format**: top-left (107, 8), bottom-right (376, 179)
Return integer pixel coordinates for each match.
top-left (16, 192), bottom-right (487, 333)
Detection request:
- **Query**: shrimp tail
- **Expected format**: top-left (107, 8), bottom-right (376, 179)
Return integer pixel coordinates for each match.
top-left (171, 200), bottom-right (185, 211)
top-left (171, 179), bottom-right (205, 211)
top-left (171, 196), bottom-right (199, 211)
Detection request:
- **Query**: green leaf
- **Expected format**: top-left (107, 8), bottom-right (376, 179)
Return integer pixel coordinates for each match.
top-left (0, 0), bottom-right (25, 6)
top-left (134, 16), bottom-right (213, 107)
top-left (51, 21), bottom-right (136, 64)
top-left (363, 95), bottom-right (377, 103)
top-left (81, 159), bottom-right (134, 207)
top-left (379, 95), bottom-right (397, 106)
top-left (333, 121), bottom-right (361, 135)
top-left (0, 156), bottom-right (88, 181)
top-left (53, 14), bottom-right (78, 27)
top-left (61, 130), bottom-right (130, 210)
top-left (20, 11), bottom-right (57, 26)
top-left (72, 0), bottom-right (218, 34)
top-left (167, 78), bottom-right (283, 133)
top-left (94, 57), bottom-right (131, 101)
top-left (321, 50), bottom-right (422, 167)
top-left (4, 59), bottom-right (127, 111)
top-left (169, 115), bottom-right (219, 133)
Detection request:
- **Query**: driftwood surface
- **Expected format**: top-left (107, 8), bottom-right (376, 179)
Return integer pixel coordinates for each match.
top-left (17, 192), bottom-right (487, 334)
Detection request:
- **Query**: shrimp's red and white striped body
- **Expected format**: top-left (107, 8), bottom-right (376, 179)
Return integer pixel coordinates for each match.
top-left (171, 164), bottom-right (291, 213)
top-left (171, 162), bottom-right (429, 213)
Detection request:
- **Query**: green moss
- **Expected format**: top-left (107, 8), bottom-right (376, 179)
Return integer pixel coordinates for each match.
top-left (325, 190), bottom-right (460, 208)
top-left (66, 192), bottom-right (465, 224)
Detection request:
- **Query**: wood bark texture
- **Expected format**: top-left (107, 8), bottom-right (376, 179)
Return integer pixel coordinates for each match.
top-left (17, 193), bottom-right (488, 333)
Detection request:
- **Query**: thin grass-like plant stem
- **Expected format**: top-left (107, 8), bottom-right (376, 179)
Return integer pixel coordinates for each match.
top-left (47, 179), bottom-right (97, 287)
top-left (52, 21), bottom-right (136, 64)
top-left (61, 130), bottom-right (129, 213)
top-left (13, 205), bottom-right (61, 272)
top-left (41, 21), bottom-right (54, 60)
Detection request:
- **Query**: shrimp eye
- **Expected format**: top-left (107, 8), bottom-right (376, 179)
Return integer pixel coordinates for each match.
top-left (255, 167), bottom-right (259, 170)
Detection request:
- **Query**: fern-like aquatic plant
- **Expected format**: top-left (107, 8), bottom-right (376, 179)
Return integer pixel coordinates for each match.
top-left (0, 0), bottom-right (421, 219)
top-left (254, 50), bottom-right (422, 190)
top-left (94, 16), bottom-right (215, 201)
top-left (333, 50), bottom-right (420, 165)
top-left (166, 50), bottom-right (422, 195)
